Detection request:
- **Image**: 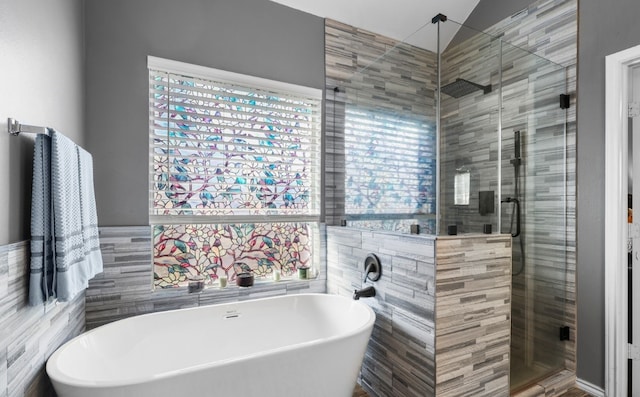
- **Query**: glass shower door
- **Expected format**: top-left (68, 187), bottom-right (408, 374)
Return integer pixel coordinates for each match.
top-left (438, 22), bottom-right (501, 236)
top-left (500, 40), bottom-right (569, 391)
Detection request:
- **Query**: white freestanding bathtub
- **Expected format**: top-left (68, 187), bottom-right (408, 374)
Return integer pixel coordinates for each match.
top-left (47, 293), bottom-right (375, 397)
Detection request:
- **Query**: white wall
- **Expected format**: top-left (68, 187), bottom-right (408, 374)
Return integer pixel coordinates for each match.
top-left (0, 0), bottom-right (85, 245)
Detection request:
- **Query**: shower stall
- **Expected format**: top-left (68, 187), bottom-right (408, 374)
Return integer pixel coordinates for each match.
top-left (439, 19), bottom-right (570, 391)
top-left (325, 2), bottom-right (575, 393)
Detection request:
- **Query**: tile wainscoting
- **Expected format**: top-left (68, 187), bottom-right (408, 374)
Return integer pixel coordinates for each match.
top-left (86, 226), bottom-right (327, 330)
top-left (0, 227), bottom-right (574, 397)
top-left (327, 227), bottom-right (437, 396)
top-left (327, 227), bottom-right (513, 396)
top-left (0, 241), bottom-right (85, 397)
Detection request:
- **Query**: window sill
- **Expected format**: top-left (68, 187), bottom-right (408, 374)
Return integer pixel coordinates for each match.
top-left (151, 274), bottom-right (325, 298)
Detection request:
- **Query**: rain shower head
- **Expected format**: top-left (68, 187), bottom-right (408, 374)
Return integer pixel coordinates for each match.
top-left (441, 78), bottom-right (492, 98)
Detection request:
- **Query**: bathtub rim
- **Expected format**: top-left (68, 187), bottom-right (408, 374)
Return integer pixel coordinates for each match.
top-left (46, 292), bottom-right (375, 390)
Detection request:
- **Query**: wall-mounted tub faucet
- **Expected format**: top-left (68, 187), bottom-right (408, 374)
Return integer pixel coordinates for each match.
top-left (353, 286), bottom-right (376, 300)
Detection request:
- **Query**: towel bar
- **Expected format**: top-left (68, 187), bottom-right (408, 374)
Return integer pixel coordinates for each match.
top-left (7, 118), bottom-right (49, 136)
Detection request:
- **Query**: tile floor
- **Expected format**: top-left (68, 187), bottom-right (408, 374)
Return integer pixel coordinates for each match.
top-left (352, 385), bottom-right (368, 397)
top-left (560, 388), bottom-right (593, 397)
top-left (352, 385), bottom-right (592, 396)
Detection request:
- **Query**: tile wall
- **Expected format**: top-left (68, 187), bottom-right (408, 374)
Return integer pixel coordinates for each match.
top-left (85, 227), bottom-right (326, 329)
top-left (433, 236), bottom-right (511, 396)
top-left (0, 241), bottom-right (85, 397)
top-left (325, 0), bottom-right (578, 392)
top-left (439, 0), bottom-right (578, 378)
top-left (324, 18), bottom-right (438, 229)
top-left (327, 227), bottom-right (436, 396)
top-left (327, 228), bottom-right (513, 396)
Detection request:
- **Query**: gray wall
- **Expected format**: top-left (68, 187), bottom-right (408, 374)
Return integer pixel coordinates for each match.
top-left (0, 4), bottom-right (86, 394)
top-left (84, 0), bottom-right (325, 226)
top-left (0, 0), bottom-right (85, 245)
top-left (576, 0), bottom-right (640, 388)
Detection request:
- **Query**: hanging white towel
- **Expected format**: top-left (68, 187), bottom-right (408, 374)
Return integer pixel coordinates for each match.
top-left (29, 131), bottom-right (103, 305)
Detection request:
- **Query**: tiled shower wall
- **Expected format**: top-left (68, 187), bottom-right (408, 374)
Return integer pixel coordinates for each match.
top-left (434, 235), bottom-right (512, 396)
top-left (440, 0), bottom-right (577, 377)
top-left (85, 227), bottom-right (326, 329)
top-left (327, 229), bottom-right (513, 396)
top-left (0, 241), bottom-right (85, 397)
top-left (324, 19), bottom-right (437, 229)
top-left (326, 227), bottom-right (436, 396)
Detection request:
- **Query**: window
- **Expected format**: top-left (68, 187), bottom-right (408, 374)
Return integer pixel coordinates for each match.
top-left (148, 57), bottom-right (322, 288)
top-left (343, 106), bottom-right (436, 232)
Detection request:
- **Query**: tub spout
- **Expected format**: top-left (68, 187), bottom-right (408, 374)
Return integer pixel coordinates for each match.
top-left (353, 286), bottom-right (376, 300)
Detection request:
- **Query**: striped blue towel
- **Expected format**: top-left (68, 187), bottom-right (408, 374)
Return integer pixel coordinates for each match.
top-left (29, 131), bottom-right (103, 305)
top-left (29, 135), bottom-right (54, 305)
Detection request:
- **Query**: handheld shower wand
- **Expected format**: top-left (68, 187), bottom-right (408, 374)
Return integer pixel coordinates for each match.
top-left (503, 131), bottom-right (522, 237)
top-left (502, 130), bottom-right (525, 276)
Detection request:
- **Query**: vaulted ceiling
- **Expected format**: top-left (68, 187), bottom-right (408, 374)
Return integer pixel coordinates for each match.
top-left (269, 0), bottom-right (480, 52)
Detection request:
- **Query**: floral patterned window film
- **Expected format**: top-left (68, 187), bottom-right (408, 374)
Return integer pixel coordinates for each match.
top-left (149, 57), bottom-right (321, 217)
top-left (344, 107), bottom-right (436, 215)
top-left (148, 57), bottom-right (322, 288)
top-left (153, 223), bottom-right (316, 288)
